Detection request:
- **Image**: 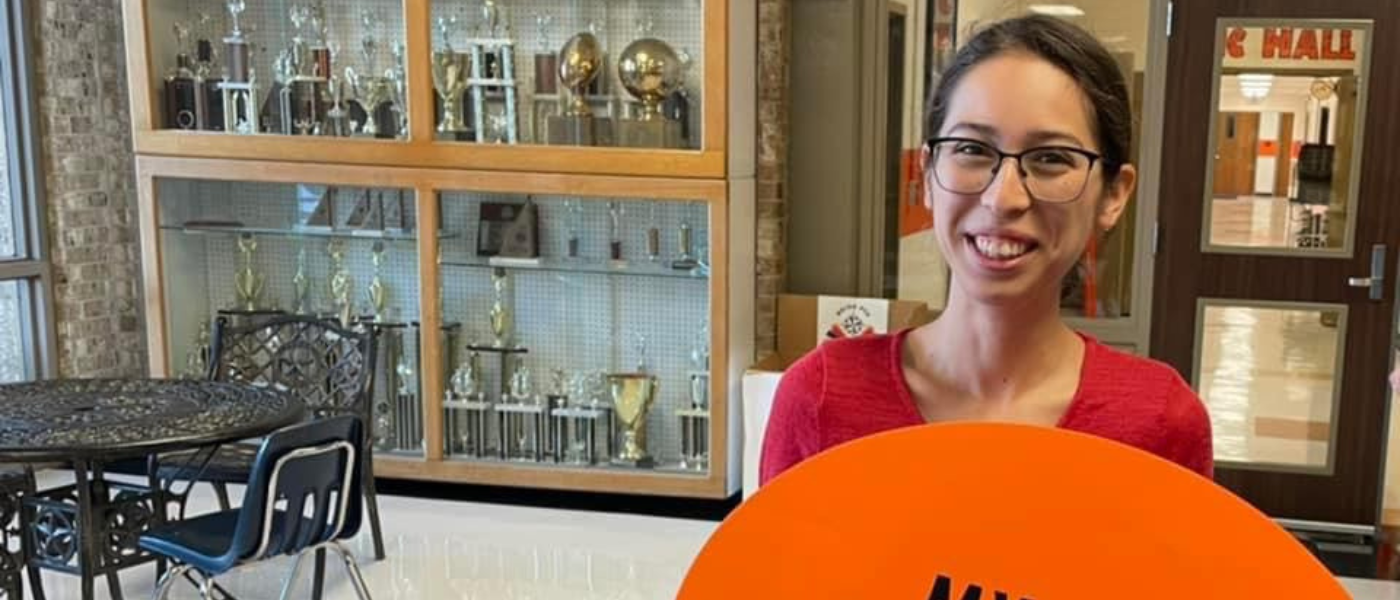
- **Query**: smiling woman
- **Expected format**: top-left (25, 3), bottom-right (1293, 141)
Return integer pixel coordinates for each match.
top-left (760, 15), bottom-right (1212, 486)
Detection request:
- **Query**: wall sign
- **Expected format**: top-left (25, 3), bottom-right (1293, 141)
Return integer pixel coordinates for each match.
top-left (1223, 26), bottom-right (1365, 71)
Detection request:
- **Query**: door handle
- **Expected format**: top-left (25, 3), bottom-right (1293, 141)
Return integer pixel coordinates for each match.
top-left (1347, 243), bottom-right (1386, 300)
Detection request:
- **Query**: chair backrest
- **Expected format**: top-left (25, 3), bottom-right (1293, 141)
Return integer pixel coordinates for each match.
top-left (224, 415), bottom-right (364, 566)
top-left (208, 315), bottom-right (378, 422)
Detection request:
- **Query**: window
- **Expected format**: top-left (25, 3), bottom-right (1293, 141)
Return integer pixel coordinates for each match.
top-left (0, 1), bottom-right (54, 381)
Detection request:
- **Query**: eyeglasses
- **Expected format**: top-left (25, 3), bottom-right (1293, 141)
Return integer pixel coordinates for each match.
top-left (925, 137), bottom-right (1107, 204)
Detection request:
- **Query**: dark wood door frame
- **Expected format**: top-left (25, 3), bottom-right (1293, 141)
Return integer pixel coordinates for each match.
top-left (1151, 0), bottom-right (1400, 527)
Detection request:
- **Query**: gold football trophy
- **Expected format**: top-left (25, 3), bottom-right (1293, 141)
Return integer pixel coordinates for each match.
top-left (608, 373), bottom-right (658, 467)
top-left (617, 37), bottom-right (684, 148)
top-left (546, 33), bottom-right (610, 146)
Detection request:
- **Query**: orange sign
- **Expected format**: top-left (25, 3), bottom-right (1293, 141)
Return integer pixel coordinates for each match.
top-left (681, 424), bottom-right (1346, 599)
top-left (1226, 27), bottom-right (1357, 62)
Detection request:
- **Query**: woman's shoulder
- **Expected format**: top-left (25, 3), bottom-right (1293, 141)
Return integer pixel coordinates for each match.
top-left (1075, 337), bottom-right (1214, 476)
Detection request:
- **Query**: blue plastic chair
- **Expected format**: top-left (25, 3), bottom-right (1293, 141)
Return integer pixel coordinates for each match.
top-left (138, 416), bottom-right (373, 600)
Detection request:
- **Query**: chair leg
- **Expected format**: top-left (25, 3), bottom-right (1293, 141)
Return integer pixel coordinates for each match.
top-left (153, 564), bottom-right (191, 600)
top-left (361, 453), bottom-right (386, 561)
top-left (330, 541), bottom-right (374, 600)
top-left (26, 563), bottom-right (45, 600)
top-left (212, 483), bottom-right (231, 511)
top-left (278, 551), bottom-right (309, 600)
top-left (106, 572), bottom-right (125, 600)
top-left (199, 575), bottom-right (216, 600)
top-left (310, 548), bottom-right (326, 600)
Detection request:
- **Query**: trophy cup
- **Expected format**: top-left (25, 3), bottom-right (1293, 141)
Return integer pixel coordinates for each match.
top-left (327, 239), bottom-right (353, 326)
top-left (646, 204), bottom-right (662, 262)
top-left (233, 234), bottom-right (264, 311)
top-left (565, 200), bottom-right (582, 259)
top-left (291, 247), bottom-right (311, 314)
top-left (432, 18), bottom-right (472, 135)
top-left (450, 350), bottom-right (485, 402)
top-left (367, 241), bottom-right (389, 322)
top-left (608, 373), bottom-right (658, 468)
top-left (508, 357), bottom-right (535, 404)
top-left (165, 21), bottom-right (205, 130)
top-left (224, 0), bottom-right (250, 83)
top-left (546, 32), bottom-right (605, 146)
top-left (347, 11), bottom-right (396, 137)
top-left (608, 202), bottom-right (624, 263)
top-left (672, 219), bottom-right (699, 271)
top-left (488, 268), bottom-right (513, 348)
top-left (689, 321), bottom-right (711, 410)
top-left (533, 13), bottom-right (557, 94)
top-left (617, 36), bottom-right (685, 148)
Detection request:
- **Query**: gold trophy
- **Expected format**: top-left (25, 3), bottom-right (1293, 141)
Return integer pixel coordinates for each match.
top-left (608, 373), bottom-right (658, 467)
top-left (432, 17), bottom-right (471, 135)
top-left (546, 32), bottom-right (607, 146)
top-left (488, 268), bottom-right (513, 348)
top-left (291, 247), bottom-right (311, 314)
top-left (367, 241), bottom-right (389, 322)
top-left (617, 37), bottom-right (684, 148)
top-left (327, 239), bottom-right (353, 326)
top-left (233, 234), bottom-right (264, 311)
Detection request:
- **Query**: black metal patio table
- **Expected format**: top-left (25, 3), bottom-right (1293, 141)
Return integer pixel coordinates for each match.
top-left (0, 378), bottom-right (305, 600)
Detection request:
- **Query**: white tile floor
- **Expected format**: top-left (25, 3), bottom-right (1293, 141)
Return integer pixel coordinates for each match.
top-left (23, 469), bottom-right (1400, 599)
top-left (30, 472), bottom-right (713, 599)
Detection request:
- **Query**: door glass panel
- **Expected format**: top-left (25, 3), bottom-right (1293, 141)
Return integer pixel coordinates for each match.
top-left (1196, 302), bottom-right (1344, 471)
top-left (1203, 20), bottom-right (1372, 253)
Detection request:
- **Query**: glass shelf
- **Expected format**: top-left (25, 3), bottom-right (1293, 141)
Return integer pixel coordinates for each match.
top-left (159, 223), bottom-right (459, 241)
top-left (441, 256), bottom-right (708, 280)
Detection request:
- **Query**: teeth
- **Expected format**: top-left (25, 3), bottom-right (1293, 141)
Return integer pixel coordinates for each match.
top-left (973, 235), bottom-right (1029, 259)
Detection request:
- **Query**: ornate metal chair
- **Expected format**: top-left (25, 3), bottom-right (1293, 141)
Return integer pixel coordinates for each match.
top-left (141, 416), bottom-right (373, 600)
top-left (0, 466), bottom-right (41, 599)
top-left (154, 315), bottom-right (385, 563)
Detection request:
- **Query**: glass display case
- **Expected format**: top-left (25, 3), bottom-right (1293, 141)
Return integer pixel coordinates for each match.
top-left (154, 177), bottom-right (430, 457)
top-left (427, 0), bottom-right (705, 149)
top-left (146, 0), bottom-right (409, 138)
top-left (130, 0), bottom-right (752, 498)
top-left (436, 192), bottom-right (713, 475)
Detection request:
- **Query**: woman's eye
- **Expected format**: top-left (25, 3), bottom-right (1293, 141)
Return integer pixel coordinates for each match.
top-left (1030, 150), bottom-right (1075, 165)
top-left (953, 143), bottom-right (992, 156)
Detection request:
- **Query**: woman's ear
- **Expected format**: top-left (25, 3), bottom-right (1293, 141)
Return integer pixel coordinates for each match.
top-left (1097, 164), bottom-right (1137, 232)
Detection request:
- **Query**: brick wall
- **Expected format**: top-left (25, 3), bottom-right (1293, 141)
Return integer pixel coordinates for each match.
top-left (756, 0), bottom-right (790, 358)
top-left (34, 0), bottom-right (145, 377)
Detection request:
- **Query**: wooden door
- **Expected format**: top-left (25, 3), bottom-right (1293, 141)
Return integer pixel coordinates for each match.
top-left (1274, 112), bottom-right (1295, 197)
top-left (1212, 111), bottom-right (1260, 198)
top-left (1152, 1), bottom-right (1400, 529)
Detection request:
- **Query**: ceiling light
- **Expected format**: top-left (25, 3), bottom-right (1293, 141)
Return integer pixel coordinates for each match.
top-left (1028, 4), bottom-right (1086, 17)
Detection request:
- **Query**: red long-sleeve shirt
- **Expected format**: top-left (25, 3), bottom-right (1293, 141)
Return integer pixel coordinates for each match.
top-left (759, 330), bottom-right (1214, 486)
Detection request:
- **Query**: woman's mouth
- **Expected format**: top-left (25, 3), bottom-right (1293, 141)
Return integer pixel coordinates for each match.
top-left (964, 234), bottom-right (1038, 270)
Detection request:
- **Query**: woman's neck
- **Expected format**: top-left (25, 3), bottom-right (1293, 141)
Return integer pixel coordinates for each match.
top-left (913, 281), bottom-right (1081, 402)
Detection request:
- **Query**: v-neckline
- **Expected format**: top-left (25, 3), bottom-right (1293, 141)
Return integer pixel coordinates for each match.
top-left (890, 328), bottom-right (1094, 428)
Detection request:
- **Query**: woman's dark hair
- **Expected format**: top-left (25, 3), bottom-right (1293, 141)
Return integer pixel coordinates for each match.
top-left (925, 15), bottom-right (1131, 179)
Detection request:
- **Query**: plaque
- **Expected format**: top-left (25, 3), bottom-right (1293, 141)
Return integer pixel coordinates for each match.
top-left (477, 201), bottom-right (536, 257)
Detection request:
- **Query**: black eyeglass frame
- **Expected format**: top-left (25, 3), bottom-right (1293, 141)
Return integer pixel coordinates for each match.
top-left (924, 136), bottom-right (1114, 204)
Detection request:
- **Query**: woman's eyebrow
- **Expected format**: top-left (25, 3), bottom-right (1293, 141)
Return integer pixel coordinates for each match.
top-left (945, 122), bottom-right (1088, 149)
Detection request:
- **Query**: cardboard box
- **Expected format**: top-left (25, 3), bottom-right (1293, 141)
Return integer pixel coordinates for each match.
top-left (742, 295), bottom-right (938, 497)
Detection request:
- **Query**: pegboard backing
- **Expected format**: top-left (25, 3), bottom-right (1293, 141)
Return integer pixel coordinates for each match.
top-left (156, 177), bottom-right (421, 373)
top-left (439, 191), bottom-right (711, 471)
